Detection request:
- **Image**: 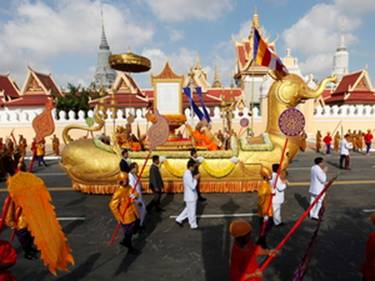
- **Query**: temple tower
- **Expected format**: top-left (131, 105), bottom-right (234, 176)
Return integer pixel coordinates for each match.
top-left (93, 10), bottom-right (116, 89)
top-left (332, 32), bottom-right (349, 83)
top-left (233, 11), bottom-right (271, 109)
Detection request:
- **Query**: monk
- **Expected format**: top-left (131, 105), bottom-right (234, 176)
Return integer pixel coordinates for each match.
top-left (187, 122), bottom-right (218, 151)
top-left (299, 131), bottom-right (307, 152)
top-left (229, 219), bottom-right (278, 281)
top-left (361, 213), bottom-right (375, 281)
top-left (256, 167), bottom-right (273, 249)
top-left (52, 135), bottom-right (60, 156)
top-left (316, 131), bottom-right (322, 153)
top-left (334, 132), bottom-right (340, 152)
top-left (357, 130), bottom-right (364, 152)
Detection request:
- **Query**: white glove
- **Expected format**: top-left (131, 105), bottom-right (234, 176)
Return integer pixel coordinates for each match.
top-left (230, 156), bottom-right (240, 164)
top-left (159, 156), bottom-right (167, 163)
top-left (197, 156), bottom-right (205, 163)
top-left (129, 193), bottom-right (137, 200)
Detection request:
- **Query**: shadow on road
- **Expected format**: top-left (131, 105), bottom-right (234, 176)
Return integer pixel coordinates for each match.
top-left (113, 193), bottom-right (174, 276)
top-left (294, 193), bottom-right (310, 210)
top-left (56, 252), bottom-right (101, 281)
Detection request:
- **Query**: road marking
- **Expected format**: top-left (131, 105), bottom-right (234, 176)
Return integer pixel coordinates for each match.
top-left (0, 179), bottom-right (374, 193)
top-left (58, 217), bottom-right (86, 221)
top-left (169, 213), bottom-right (258, 219)
top-left (287, 167), bottom-right (310, 171)
top-left (362, 209), bottom-right (375, 213)
top-left (289, 180), bottom-right (375, 186)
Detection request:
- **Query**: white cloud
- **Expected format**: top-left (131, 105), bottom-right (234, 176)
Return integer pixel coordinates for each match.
top-left (282, 1), bottom-right (366, 77)
top-left (336, 0), bottom-right (375, 14)
top-left (143, 0), bottom-right (233, 22)
top-left (0, 0), bottom-right (154, 85)
top-left (168, 28), bottom-right (184, 42)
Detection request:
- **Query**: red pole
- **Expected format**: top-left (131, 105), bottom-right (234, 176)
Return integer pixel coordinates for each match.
top-left (259, 176), bottom-right (337, 272)
top-left (108, 150), bottom-right (152, 246)
top-left (260, 138), bottom-right (289, 236)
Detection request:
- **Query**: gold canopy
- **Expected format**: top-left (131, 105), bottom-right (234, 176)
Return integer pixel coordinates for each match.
top-left (109, 52), bottom-right (151, 73)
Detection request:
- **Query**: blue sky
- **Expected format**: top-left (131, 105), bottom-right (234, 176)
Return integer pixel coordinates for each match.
top-left (0, 0), bottom-right (374, 89)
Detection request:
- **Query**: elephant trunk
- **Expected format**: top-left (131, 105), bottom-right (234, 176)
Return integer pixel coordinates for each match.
top-left (300, 75), bottom-right (337, 99)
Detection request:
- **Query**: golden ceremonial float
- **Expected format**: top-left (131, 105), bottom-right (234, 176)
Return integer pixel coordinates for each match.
top-left (60, 51), bottom-right (335, 194)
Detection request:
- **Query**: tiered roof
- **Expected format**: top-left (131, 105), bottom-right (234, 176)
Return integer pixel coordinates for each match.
top-left (324, 70), bottom-right (375, 105)
top-left (0, 74), bottom-right (20, 107)
top-left (3, 67), bottom-right (62, 108)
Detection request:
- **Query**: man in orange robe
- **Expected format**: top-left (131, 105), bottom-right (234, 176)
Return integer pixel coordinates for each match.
top-left (229, 219), bottom-right (278, 281)
top-left (362, 213), bottom-right (375, 281)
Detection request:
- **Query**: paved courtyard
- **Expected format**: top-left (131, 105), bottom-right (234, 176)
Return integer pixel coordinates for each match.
top-left (0, 150), bottom-right (374, 281)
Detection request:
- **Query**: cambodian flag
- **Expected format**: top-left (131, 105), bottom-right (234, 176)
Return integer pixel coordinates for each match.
top-left (196, 87), bottom-right (211, 123)
top-left (183, 87), bottom-right (204, 120)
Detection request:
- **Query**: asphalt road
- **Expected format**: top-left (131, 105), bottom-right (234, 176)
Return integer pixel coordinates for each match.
top-left (1, 150), bottom-right (374, 281)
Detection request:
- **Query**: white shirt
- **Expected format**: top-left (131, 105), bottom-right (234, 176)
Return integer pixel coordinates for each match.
top-left (340, 139), bottom-right (353, 156)
top-left (129, 172), bottom-right (142, 197)
top-left (270, 172), bottom-right (287, 204)
top-left (309, 165), bottom-right (327, 195)
top-left (183, 169), bottom-right (197, 202)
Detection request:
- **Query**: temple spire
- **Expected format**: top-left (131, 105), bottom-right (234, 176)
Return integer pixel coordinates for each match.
top-left (93, 5), bottom-right (116, 89)
top-left (212, 65), bottom-right (222, 88)
top-left (99, 6), bottom-right (109, 50)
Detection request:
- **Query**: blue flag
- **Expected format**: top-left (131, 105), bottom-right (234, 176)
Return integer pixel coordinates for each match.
top-left (196, 87), bottom-right (211, 123)
top-left (183, 87), bottom-right (204, 120)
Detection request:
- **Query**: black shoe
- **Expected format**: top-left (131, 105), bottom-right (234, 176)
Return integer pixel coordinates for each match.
top-left (128, 247), bottom-right (141, 255)
top-left (198, 197), bottom-right (207, 202)
top-left (275, 222), bottom-right (285, 227)
top-left (310, 217), bottom-right (320, 221)
top-left (119, 239), bottom-right (128, 247)
top-left (156, 207), bottom-right (165, 212)
top-left (175, 221), bottom-right (183, 227)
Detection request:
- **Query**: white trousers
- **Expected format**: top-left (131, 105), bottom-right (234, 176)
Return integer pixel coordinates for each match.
top-left (309, 193), bottom-right (325, 219)
top-left (272, 203), bottom-right (282, 225)
top-left (136, 197), bottom-right (147, 226)
top-left (176, 201), bottom-right (198, 229)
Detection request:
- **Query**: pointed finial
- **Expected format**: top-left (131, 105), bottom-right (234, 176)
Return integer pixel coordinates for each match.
top-left (99, 4), bottom-right (110, 50)
top-left (212, 64), bottom-right (222, 88)
top-left (252, 7), bottom-right (260, 29)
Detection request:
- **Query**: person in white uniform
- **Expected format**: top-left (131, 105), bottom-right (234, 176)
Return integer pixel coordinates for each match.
top-left (175, 159), bottom-right (200, 229)
top-left (309, 157), bottom-right (328, 220)
top-left (339, 134), bottom-right (353, 170)
top-left (270, 164), bottom-right (288, 226)
top-left (128, 162), bottom-right (147, 226)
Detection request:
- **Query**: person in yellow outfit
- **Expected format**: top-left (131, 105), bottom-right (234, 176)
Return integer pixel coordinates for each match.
top-left (109, 173), bottom-right (140, 255)
top-left (257, 167), bottom-right (273, 249)
top-left (52, 135), bottom-right (60, 156)
top-left (5, 194), bottom-right (39, 260)
top-left (36, 139), bottom-right (47, 166)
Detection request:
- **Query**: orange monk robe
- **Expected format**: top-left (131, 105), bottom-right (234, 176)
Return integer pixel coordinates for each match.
top-left (334, 133), bottom-right (340, 152)
top-left (316, 132), bottom-right (322, 152)
top-left (257, 181), bottom-right (273, 217)
top-left (192, 130), bottom-right (218, 151)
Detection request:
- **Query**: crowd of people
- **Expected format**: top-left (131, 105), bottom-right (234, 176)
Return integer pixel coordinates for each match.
top-left (109, 147), bottom-right (374, 281)
top-left (314, 129), bottom-right (374, 170)
top-left (0, 134), bottom-right (61, 180)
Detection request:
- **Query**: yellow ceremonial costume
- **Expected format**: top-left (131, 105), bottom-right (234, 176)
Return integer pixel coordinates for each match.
top-left (109, 186), bottom-right (139, 225)
top-left (6, 172), bottom-right (74, 275)
top-left (316, 131), bottom-right (322, 152)
top-left (257, 181), bottom-right (273, 217)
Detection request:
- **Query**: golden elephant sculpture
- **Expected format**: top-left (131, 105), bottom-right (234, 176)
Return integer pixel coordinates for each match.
top-left (60, 73), bottom-right (336, 194)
